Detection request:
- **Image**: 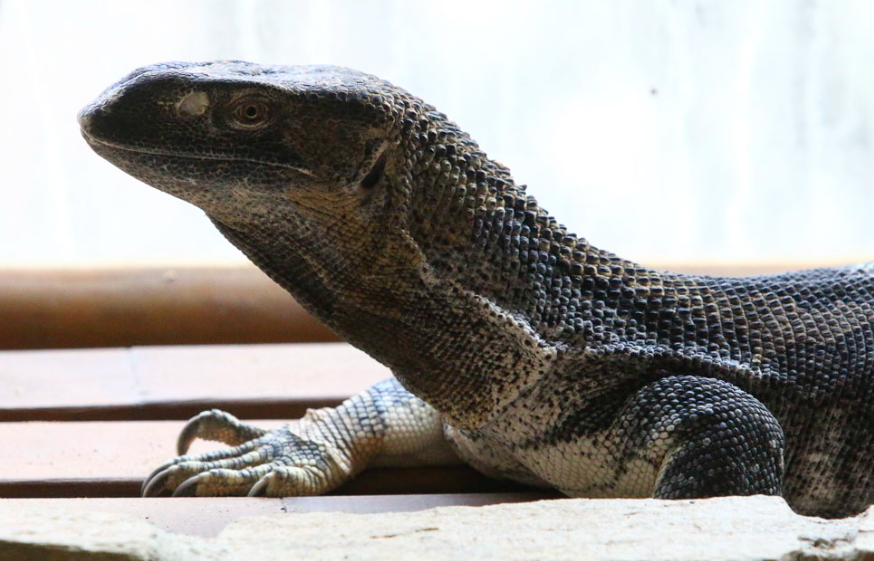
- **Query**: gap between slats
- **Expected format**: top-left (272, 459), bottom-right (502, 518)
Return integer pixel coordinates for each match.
top-left (0, 467), bottom-right (531, 499)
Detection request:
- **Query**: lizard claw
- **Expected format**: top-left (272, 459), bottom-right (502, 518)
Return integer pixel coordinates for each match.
top-left (141, 414), bottom-right (350, 497)
top-left (247, 474), bottom-right (271, 497)
top-left (142, 465), bottom-right (176, 497)
top-left (176, 417), bottom-right (204, 456)
top-left (172, 474), bottom-right (202, 497)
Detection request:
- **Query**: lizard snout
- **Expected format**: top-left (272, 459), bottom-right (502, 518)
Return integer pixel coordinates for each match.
top-left (77, 102), bottom-right (99, 137)
top-left (77, 87), bottom-right (125, 143)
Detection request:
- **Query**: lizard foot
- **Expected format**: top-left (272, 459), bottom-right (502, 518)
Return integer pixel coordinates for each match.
top-left (142, 409), bottom-right (354, 497)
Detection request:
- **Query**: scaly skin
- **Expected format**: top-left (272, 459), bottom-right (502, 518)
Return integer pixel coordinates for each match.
top-left (79, 62), bottom-right (874, 518)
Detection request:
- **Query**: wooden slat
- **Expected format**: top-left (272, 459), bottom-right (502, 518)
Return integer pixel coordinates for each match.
top-left (0, 494), bottom-right (559, 536)
top-left (0, 347), bottom-right (137, 410)
top-left (0, 343), bottom-right (390, 421)
top-left (0, 420), bottom-right (526, 498)
top-left (131, 344), bottom-right (387, 402)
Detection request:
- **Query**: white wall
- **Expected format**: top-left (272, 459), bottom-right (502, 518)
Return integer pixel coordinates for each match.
top-left (0, 0), bottom-right (871, 267)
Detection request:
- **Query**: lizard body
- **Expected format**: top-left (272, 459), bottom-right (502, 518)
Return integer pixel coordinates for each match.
top-left (79, 62), bottom-right (874, 518)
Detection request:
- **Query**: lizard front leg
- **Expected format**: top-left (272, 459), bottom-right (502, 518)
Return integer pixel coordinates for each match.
top-left (142, 377), bottom-right (460, 497)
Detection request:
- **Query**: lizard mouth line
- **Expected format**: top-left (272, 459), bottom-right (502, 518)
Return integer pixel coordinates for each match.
top-left (81, 131), bottom-right (317, 178)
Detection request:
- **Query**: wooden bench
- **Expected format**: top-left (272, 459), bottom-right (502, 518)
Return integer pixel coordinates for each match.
top-left (0, 342), bottom-right (554, 536)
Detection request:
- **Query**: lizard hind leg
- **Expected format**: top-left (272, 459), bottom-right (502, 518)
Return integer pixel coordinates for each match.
top-left (636, 376), bottom-right (786, 500)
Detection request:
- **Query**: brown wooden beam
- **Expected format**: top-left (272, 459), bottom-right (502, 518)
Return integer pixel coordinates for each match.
top-left (0, 267), bottom-right (338, 349)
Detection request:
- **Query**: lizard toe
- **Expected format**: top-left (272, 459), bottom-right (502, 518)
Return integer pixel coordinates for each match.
top-left (177, 409), bottom-right (267, 455)
top-left (142, 424), bottom-right (277, 496)
top-left (188, 466), bottom-right (277, 496)
top-left (141, 446), bottom-right (274, 497)
top-left (248, 466), bottom-right (334, 497)
top-left (142, 422), bottom-right (350, 497)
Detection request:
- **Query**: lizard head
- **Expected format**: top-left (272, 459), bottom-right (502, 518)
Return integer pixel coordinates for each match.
top-left (78, 61), bottom-right (402, 225)
top-left (78, 61), bottom-right (528, 298)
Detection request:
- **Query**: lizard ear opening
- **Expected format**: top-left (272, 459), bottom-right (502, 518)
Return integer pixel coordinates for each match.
top-left (360, 152), bottom-right (387, 190)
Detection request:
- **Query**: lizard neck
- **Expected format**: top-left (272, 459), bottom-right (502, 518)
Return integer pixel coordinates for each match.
top-left (400, 126), bottom-right (663, 350)
top-left (209, 117), bottom-right (682, 428)
top-left (211, 214), bottom-right (551, 429)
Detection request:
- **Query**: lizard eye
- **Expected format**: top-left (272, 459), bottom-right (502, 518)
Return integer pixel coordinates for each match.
top-left (227, 97), bottom-right (271, 130)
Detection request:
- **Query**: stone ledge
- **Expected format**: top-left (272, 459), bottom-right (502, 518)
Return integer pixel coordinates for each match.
top-left (1, 496), bottom-right (873, 561)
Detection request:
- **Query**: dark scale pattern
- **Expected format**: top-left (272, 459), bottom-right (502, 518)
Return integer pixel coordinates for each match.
top-left (80, 61), bottom-right (874, 518)
top-left (629, 376), bottom-right (784, 499)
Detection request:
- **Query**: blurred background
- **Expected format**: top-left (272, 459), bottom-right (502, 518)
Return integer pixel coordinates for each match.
top-left (1, 0), bottom-right (871, 269)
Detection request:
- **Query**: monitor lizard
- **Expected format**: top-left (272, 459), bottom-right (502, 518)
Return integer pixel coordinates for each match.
top-left (78, 61), bottom-right (874, 518)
